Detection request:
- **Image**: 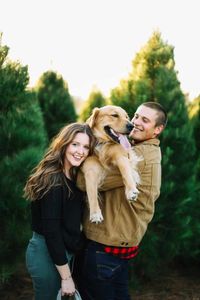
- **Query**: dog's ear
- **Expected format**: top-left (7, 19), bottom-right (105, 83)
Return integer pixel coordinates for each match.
top-left (86, 108), bottom-right (100, 128)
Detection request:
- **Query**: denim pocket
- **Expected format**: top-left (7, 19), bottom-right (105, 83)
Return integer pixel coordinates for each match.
top-left (96, 251), bottom-right (121, 280)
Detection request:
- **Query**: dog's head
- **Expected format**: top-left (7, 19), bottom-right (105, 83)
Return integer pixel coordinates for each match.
top-left (86, 105), bottom-right (133, 145)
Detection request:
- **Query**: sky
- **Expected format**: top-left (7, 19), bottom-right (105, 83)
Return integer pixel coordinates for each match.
top-left (1, 0), bottom-right (200, 100)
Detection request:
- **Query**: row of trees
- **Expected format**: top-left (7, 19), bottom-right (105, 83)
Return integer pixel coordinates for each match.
top-left (0, 33), bottom-right (77, 285)
top-left (0, 31), bottom-right (200, 286)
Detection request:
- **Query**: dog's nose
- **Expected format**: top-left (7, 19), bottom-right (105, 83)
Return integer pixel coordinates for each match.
top-left (126, 122), bottom-right (134, 132)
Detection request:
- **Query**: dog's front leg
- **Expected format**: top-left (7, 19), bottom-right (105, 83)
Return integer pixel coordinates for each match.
top-left (115, 156), bottom-right (139, 201)
top-left (81, 156), bottom-right (104, 223)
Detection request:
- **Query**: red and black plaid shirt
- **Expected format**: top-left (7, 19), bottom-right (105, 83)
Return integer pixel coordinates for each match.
top-left (104, 245), bottom-right (139, 260)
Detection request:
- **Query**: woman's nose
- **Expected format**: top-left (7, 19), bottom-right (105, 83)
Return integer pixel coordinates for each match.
top-left (77, 146), bottom-right (84, 154)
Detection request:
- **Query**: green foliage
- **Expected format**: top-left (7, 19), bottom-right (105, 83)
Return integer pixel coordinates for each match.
top-left (36, 71), bottom-right (77, 140)
top-left (111, 79), bottom-right (137, 118)
top-left (138, 33), bottom-right (197, 272)
top-left (189, 96), bottom-right (200, 154)
top-left (0, 36), bottom-right (47, 284)
top-left (79, 89), bottom-right (107, 121)
top-left (183, 96), bottom-right (200, 262)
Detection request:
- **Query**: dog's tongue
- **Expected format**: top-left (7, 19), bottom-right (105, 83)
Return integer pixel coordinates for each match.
top-left (118, 134), bottom-right (132, 150)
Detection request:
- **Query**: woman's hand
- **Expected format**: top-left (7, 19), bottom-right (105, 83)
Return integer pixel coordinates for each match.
top-left (61, 277), bottom-right (75, 296)
top-left (56, 263), bottom-right (75, 296)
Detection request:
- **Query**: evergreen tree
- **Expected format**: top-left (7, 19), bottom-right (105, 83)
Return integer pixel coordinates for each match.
top-left (184, 96), bottom-right (200, 262)
top-left (110, 67), bottom-right (154, 120)
top-left (189, 96), bottom-right (200, 157)
top-left (0, 35), bottom-right (47, 283)
top-left (79, 89), bottom-right (107, 121)
top-left (142, 33), bottom-right (195, 269)
top-left (36, 71), bottom-right (77, 140)
top-left (111, 31), bottom-right (196, 277)
top-left (111, 79), bottom-right (137, 118)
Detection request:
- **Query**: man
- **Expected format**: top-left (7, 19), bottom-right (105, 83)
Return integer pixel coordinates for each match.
top-left (77, 102), bottom-right (167, 300)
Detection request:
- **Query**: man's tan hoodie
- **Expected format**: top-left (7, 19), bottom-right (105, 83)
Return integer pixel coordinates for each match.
top-left (77, 138), bottom-right (161, 247)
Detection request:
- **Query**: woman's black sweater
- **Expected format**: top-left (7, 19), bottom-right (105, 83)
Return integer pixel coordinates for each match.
top-left (31, 177), bottom-right (85, 265)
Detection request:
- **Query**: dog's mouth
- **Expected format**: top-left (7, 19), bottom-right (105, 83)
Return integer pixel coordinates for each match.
top-left (104, 126), bottom-right (131, 149)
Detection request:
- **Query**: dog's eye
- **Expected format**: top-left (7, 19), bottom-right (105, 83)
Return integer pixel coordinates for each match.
top-left (111, 114), bottom-right (119, 118)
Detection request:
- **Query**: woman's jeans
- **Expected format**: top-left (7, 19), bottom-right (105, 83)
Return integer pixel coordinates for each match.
top-left (80, 240), bottom-right (131, 300)
top-left (26, 232), bottom-right (73, 300)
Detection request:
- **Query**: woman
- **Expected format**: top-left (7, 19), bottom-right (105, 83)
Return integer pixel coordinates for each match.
top-left (24, 123), bottom-right (96, 300)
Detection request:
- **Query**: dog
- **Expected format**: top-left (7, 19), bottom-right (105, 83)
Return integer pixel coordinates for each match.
top-left (81, 105), bottom-right (140, 223)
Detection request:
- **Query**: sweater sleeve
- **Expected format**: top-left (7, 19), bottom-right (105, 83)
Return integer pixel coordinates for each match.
top-left (41, 186), bottom-right (68, 266)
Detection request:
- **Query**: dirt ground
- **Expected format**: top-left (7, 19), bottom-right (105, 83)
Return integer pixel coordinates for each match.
top-left (0, 265), bottom-right (200, 300)
top-left (131, 269), bottom-right (200, 300)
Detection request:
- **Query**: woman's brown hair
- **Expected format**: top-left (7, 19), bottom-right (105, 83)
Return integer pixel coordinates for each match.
top-left (24, 123), bottom-right (96, 201)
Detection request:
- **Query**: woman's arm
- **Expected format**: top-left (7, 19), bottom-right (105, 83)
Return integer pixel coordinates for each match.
top-left (41, 187), bottom-right (68, 265)
top-left (56, 264), bottom-right (75, 296)
top-left (55, 263), bottom-right (71, 280)
top-left (41, 186), bottom-right (76, 296)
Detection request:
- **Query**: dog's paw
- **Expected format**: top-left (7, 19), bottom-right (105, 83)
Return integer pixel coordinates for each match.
top-left (126, 188), bottom-right (139, 201)
top-left (90, 211), bottom-right (104, 223)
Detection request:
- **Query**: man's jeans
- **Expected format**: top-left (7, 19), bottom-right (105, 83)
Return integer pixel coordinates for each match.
top-left (80, 240), bottom-right (131, 300)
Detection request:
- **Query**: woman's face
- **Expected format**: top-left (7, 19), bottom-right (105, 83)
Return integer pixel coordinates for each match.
top-left (64, 132), bottom-right (90, 170)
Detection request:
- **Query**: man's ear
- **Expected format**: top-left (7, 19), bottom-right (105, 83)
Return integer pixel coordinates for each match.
top-left (86, 108), bottom-right (100, 128)
top-left (155, 124), bottom-right (164, 136)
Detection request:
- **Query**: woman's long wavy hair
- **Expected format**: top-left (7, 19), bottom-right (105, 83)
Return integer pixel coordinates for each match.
top-left (24, 123), bottom-right (96, 201)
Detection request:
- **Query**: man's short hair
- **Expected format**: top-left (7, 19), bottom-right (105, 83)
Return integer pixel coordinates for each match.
top-left (142, 102), bottom-right (168, 127)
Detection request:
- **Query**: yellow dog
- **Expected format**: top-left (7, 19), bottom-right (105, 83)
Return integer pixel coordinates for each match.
top-left (81, 105), bottom-right (140, 223)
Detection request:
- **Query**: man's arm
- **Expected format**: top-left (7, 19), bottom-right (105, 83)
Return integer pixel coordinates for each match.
top-left (77, 147), bottom-right (144, 192)
top-left (77, 169), bottom-right (124, 192)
